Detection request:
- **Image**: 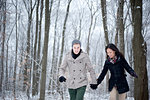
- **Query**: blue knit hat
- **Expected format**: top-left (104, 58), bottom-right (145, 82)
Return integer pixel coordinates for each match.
top-left (72, 39), bottom-right (81, 47)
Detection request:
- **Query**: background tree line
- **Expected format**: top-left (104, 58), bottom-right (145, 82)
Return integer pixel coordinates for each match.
top-left (0, 0), bottom-right (150, 100)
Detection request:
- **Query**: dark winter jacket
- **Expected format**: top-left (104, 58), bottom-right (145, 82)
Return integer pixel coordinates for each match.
top-left (97, 56), bottom-right (135, 94)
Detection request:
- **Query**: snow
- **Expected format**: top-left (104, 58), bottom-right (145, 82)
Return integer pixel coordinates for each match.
top-left (136, 6), bottom-right (141, 9)
top-left (0, 90), bottom-right (134, 100)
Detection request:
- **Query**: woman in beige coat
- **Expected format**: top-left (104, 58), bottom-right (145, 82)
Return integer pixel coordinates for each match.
top-left (59, 39), bottom-right (98, 100)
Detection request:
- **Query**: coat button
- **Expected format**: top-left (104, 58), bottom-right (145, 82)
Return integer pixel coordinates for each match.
top-left (73, 70), bottom-right (75, 72)
top-left (80, 77), bottom-right (82, 79)
top-left (80, 70), bottom-right (81, 71)
top-left (73, 62), bottom-right (75, 64)
top-left (80, 62), bottom-right (82, 63)
top-left (74, 78), bottom-right (75, 80)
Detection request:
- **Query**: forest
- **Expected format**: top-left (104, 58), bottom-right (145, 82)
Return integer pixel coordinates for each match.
top-left (0, 0), bottom-right (150, 100)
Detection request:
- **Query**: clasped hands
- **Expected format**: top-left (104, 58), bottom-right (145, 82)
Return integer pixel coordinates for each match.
top-left (90, 78), bottom-right (101, 90)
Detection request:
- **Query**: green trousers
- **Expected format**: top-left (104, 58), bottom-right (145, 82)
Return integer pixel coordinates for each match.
top-left (68, 86), bottom-right (86, 100)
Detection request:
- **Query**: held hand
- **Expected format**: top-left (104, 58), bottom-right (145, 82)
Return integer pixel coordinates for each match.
top-left (90, 84), bottom-right (98, 90)
top-left (131, 72), bottom-right (138, 78)
top-left (59, 76), bottom-right (66, 82)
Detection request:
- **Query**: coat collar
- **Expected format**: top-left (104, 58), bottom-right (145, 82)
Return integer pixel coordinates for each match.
top-left (106, 56), bottom-right (121, 64)
top-left (67, 50), bottom-right (86, 61)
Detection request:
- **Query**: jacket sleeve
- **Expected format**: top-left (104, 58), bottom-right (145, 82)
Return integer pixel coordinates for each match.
top-left (85, 54), bottom-right (97, 84)
top-left (59, 55), bottom-right (68, 77)
top-left (97, 61), bottom-right (108, 84)
top-left (121, 57), bottom-right (135, 74)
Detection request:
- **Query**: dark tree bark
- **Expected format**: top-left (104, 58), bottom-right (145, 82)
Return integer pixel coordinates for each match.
top-left (34, 0), bottom-right (44, 95)
top-left (39, 0), bottom-right (53, 100)
top-left (101, 0), bottom-right (109, 45)
top-left (118, 0), bottom-right (124, 55)
top-left (101, 0), bottom-right (109, 93)
top-left (130, 0), bottom-right (149, 100)
top-left (32, 0), bottom-right (40, 96)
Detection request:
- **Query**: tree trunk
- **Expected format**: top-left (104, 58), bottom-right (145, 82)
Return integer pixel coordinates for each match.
top-left (34, 0), bottom-right (44, 95)
top-left (32, 0), bottom-right (40, 96)
top-left (101, 0), bottom-right (109, 45)
top-left (101, 0), bottom-right (109, 93)
top-left (86, 1), bottom-right (98, 54)
top-left (0, 0), bottom-right (6, 93)
top-left (131, 0), bottom-right (149, 100)
top-left (23, 1), bottom-right (36, 99)
top-left (57, 0), bottom-right (72, 98)
top-left (118, 0), bottom-right (124, 54)
top-left (13, 0), bottom-right (18, 98)
top-left (78, 15), bottom-right (82, 40)
top-left (49, 0), bottom-right (61, 92)
top-left (39, 0), bottom-right (53, 99)
top-left (58, 0), bottom-right (72, 68)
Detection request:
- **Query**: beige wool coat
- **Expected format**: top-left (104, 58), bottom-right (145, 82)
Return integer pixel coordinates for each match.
top-left (59, 50), bottom-right (97, 89)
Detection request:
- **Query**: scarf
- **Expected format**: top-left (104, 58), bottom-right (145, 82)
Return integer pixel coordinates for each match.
top-left (72, 49), bottom-right (82, 59)
top-left (108, 56), bottom-right (117, 64)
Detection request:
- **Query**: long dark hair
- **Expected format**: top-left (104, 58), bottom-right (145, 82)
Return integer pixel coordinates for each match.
top-left (105, 43), bottom-right (124, 59)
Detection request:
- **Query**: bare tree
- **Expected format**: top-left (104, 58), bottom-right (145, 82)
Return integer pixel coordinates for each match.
top-left (22, 0), bottom-right (36, 98)
top-left (49, 0), bottom-right (61, 93)
top-left (78, 11), bottom-right (83, 40)
top-left (34, 0), bottom-right (44, 95)
top-left (32, 0), bottom-right (40, 96)
top-left (101, 0), bottom-right (109, 44)
top-left (86, 1), bottom-right (98, 54)
top-left (0, 0), bottom-right (6, 93)
top-left (130, 0), bottom-right (149, 100)
top-left (100, 0), bottom-right (109, 93)
top-left (58, 0), bottom-right (73, 68)
top-left (39, 0), bottom-right (53, 99)
top-left (118, 0), bottom-right (124, 54)
top-left (57, 0), bottom-right (73, 99)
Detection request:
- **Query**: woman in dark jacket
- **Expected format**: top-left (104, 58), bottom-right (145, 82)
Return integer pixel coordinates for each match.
top-left (97, 43), bottom-right (138, 100)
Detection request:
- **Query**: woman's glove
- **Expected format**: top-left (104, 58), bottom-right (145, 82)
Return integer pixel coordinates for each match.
top-left (90, 84), bottom-right (98, 90)
top-left (59, 76), bottom-right (66, 82)
top-left (131, 71), bottom-right (138, 78)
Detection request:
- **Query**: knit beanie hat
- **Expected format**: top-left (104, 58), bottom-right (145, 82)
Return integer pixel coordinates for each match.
top-left (72, 39), bottom-right (81, 47)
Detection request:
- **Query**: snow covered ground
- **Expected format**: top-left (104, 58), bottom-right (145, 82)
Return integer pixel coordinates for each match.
top-left (0, 91), bottom-right (134, 100)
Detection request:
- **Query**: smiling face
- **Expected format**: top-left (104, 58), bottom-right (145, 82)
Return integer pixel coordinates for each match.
top-left (73, 43), bottom-right (81, 54)
top-left (106, 48), bottom-right (116, 59)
